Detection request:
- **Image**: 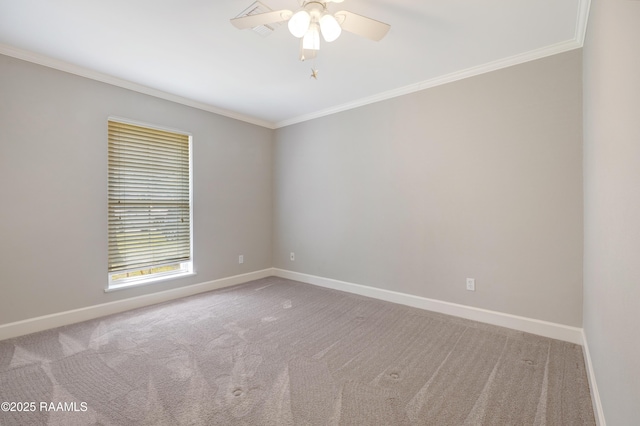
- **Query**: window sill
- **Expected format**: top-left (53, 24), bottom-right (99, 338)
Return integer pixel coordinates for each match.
top-left (105, 271), bottom-right (197, 293)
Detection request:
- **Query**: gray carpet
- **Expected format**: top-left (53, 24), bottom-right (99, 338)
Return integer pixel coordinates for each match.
top-left (0, 277), bottom-right (595, 425)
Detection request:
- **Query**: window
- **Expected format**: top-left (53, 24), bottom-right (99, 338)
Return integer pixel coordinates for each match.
top-left (107, 119), bottom-right (193, 290)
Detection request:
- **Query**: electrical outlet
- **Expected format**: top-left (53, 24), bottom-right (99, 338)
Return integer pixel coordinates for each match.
top-left (466, 278), bottom-right (475, 291)
top-left (239, 255), bottom-right (244, 264)
top-left (290, 252), bottom-right (295, 261)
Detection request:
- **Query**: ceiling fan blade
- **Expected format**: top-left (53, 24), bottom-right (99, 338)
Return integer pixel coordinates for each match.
top-left (334, 10), bottom-right (390, 41)
top-left (230, 10), bottom-right (292, 30)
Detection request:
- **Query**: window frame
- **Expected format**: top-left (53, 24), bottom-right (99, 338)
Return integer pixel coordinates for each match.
top-left (106, 117), bottom-right (194, 291)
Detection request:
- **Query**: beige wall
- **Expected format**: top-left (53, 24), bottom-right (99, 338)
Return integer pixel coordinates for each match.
top-left (583, 0), bottom-right (640, 423)
top-left (1, 47), bottom-right (585, 330)
top-left (274, 50), bottom-right (584, 326)
top-left (3, 10), bottom-right (638, 420)
top-left (0, 54), bottom-right (273, 325)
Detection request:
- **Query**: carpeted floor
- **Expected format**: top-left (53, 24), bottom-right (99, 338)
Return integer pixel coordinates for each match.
top-left (0, 277), bottom-right (595, 425)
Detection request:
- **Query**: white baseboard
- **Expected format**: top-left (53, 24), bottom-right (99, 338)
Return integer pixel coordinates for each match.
top-left (1, 267), bottom-right (601, 422)
top-left (273, 268), bottom-right (584, 345)
top-left (0, 268), bottom-right (273, 341)
top-left (581, 330), bottom-right (607, 425)
top-left (2, 268), bottom-right (585, 346)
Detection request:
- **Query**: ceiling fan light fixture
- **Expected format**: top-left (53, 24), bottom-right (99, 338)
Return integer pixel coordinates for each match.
top-left (230, 0), bottom-right (391, 69)
top-left (302, 23), bottom-right (320, 51)
top-left (319, 13), bottom-right (341, 42)
top-left (288, 10), bottom-right (311, 38)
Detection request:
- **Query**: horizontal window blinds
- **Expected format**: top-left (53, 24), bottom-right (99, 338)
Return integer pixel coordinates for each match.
top-left (108, 121), bottom-right (191, 274)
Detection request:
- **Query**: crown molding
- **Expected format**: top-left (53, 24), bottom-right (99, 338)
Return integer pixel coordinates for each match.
top-left (0, 43), bottom-right (276, 129)
top-left (274, 38), bottom-right (583, 128)
top-left (2, 0), bottom-right (590, 132)
top-left (275, 0), bottom-right (591, 128)
top-left (575, 0), bottom-right (592, 46)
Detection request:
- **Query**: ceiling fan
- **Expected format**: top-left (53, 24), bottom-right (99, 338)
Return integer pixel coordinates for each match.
top-left (230, 0), bottom-right (390, 63)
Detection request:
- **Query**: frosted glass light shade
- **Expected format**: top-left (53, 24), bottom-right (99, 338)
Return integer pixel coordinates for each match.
top-left (288, 10), bottom-right (311, 38)
top-left (302, 23), bottom-right (320, 50)
top-left (319, 14), bottom-right (341, 42)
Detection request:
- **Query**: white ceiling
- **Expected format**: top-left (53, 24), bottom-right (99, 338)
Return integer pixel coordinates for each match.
top-left (0, 0), bottom-right (589, 128)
